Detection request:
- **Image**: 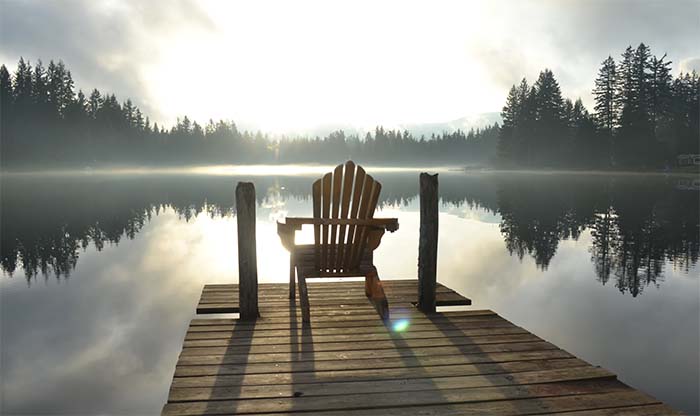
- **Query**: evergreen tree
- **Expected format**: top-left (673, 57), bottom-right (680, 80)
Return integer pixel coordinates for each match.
top-left (88, 89), bottom-right (101, 119)
top-left (649, 54), bottom-right (673, 140)
top-left (47, 60), bottom-right (75, 116)
top-left (615, 46), bottom-right (638, 166)
top-left (631, 43), bottom-right (657, 166)
top-left (65, 89), bottom-right (87, 120)
top-left (593, 56), bottom-right (616, 164)
top-left (615, 47), bottom-right (635, 127)
top-left (570, 98), bottom-right (600, 166)
top-left (134, 108), bottom-right (144, 131)
top-left (632, 43), bottom-right (652, 113)
top-left (514, 80), bottom-right (536, 165)
top-left (498, 84), bottom-right (519, 163)
top-left (31, 60), bottom-right (49, 109)
top-left (0, 65), bottom-right (11, 104)
top-left (670, 71), bottom-right (700, 156)
top-left (12, 57), bottom-right (33, 106)
top-left (532, 69), bottom-right (565, 165)
top-left (0, 64), bottom-right (13, 161)
top-left (123, 99), bottom-right (134, 127)
top-left (593, 56), bottom-right (617, 133)
top-left (0, 65), bottom-right (12, 115)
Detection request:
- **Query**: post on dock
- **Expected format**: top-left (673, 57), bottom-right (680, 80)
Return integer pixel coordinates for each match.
top-left (235, 182), bottom-right (259, 320)
top-left (418, 173), bottom-right (438, 313)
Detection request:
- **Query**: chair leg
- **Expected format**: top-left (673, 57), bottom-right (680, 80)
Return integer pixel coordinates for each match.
top-left (297, 272), bottom-right (311, 323)
top-left (365, 267), bottom-right (389, 321)
top-left (289, 253), bottom-right (296, 300)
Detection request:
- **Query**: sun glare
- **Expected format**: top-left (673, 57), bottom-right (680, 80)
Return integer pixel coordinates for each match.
top-left (137, 0), bottom-right (503, 131)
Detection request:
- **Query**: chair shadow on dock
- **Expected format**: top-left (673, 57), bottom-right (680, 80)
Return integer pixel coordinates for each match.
top-left (287, 300), bottom-right (316, 412)
top-left (165, 279), bottom-right (680, 415)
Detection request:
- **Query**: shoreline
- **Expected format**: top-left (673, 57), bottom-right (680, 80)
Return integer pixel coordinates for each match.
top-left (0, 163), bottom-right (698, 177)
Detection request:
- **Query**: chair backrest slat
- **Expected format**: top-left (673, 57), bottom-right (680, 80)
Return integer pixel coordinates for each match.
top-left (335, 161), bottom-right (355, 271)
top-left (312, 179), bottom-right (322, 270)
top-left (343, 165), bottom-right (366, 270)
top-left (348, 174), bottom-right (375, 268)
top-left (320, 172), bottom-right (332, 271)
top-left (354, 180), bottom-right (382, 267)
top-left (310, 162), bottom-right (382, 275)
top-left (328, 164), bottom-right (343, 271)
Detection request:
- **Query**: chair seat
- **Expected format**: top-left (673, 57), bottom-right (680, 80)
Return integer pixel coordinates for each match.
top-left (292, 244), bottom-right (374, 277)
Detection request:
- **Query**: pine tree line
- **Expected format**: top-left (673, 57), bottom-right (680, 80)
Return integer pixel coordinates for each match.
top-left (498, 43), bottom-right (699, 169)
top-left (2, 45), bottom-right (697, 170)
top-left (0, 58), bottom-right (498, 168)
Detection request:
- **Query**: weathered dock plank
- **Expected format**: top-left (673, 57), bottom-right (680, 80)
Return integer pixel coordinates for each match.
top-left (196, 279), bottom-right (471, 314)
top-left (168, 365), bottom-right (609, 401)
top-left (162, 380), bottom-right (653, 415)
top-left (162, 280), bottom-right (677, 415)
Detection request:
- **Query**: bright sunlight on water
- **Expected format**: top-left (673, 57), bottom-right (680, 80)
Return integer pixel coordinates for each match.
top-left (1, 167), bottom-right (698, 415)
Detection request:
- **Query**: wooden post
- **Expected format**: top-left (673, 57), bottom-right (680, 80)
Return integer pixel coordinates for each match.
top-left (236, 182), bottom-right (259, 320)
top-left (418, 173), bottom-right (438, 313)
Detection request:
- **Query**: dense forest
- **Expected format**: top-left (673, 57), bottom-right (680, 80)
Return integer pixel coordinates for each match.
top-left (0, 58), bottom-right (497, 168)
top-left (1, 42), bottom-right (697, 169)
top-left (498, 43), bottom-right (699, 168)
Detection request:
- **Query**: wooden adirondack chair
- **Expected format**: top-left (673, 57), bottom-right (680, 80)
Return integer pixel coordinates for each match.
top-left (277, 161), bottom-right (399, 322)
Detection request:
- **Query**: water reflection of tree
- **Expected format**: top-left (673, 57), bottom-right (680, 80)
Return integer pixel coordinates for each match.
top-left (494, 174), bottom-right (698, 296)
top-left (603, 183), bottom-right (698, 296)
top-left (1, 175), bottom-right (237, 281)
top-left (1, 173), bottom-right (358, 281)
top-left (1, 173), bottom-right (697, 296)
top-left (610, 184), bottom-right (664, 296)
top-left (590, 207), bottom-right (619, 285)
top-left (497, 176), bottom-right (593, 269)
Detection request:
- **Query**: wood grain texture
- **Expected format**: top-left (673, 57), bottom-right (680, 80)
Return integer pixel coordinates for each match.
top-left (418, 172), bottom-right (439, 313)
top-left (195, 280), bottom-right (470, 314)
top-left (336, 161), bottom-right (355, 271)
top-left (234, 182), bottom-right (259, 320)
top-left (163, 280), bottom-right (674, 415)
top-left (163, 379), bottom-right (636, 415)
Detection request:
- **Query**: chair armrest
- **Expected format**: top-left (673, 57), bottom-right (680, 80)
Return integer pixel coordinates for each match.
top-left (276, 221), bottom-right (299, 251)
top-left (282, 217), bottom-right (399, 232)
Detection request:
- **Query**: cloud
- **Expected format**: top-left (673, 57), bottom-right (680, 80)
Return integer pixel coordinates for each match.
top-left (680, 57), bottom-right (700, 73)
top-left (0, 0), bottom-right (698, 130)
top-left (470, 0), bottom-right (700, 103)
top-left (0, 0), bottom-right (215, 121)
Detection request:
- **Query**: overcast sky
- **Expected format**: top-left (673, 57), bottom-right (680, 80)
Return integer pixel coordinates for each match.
top-left (1, 0), bottom-right (698, 133)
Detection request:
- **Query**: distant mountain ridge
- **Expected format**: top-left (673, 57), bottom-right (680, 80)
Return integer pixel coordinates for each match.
top-left (236, 112), bottom-right (502, 138)
top-left (398, 112), bottom-right (502, 137)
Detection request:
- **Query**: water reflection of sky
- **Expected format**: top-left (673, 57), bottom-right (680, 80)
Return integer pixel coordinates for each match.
top-left (1, 172), bottom-right (698, 415)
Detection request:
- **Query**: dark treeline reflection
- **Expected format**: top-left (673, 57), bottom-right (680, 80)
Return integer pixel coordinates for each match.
top-left (1, 173), bottom-right (697, 296)
top-left (493, 175), bottom-right (698, 296)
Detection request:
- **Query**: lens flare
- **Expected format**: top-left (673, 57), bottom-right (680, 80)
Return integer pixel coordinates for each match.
top-left (392, 319), bottom-right (410, 332)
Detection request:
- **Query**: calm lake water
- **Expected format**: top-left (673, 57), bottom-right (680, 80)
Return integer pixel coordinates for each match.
top-left (1, 167), bottom-right (698, 415)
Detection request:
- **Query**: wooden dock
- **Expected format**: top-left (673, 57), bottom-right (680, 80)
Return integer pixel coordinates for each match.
top-left (162, 280), bottom-right (678, 415)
